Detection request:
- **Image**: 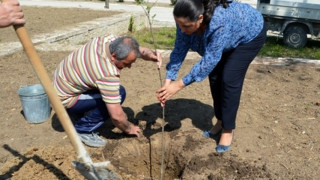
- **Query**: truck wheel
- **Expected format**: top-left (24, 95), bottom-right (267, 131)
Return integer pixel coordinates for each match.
top-left (283, 26), bottom-right (307, 48)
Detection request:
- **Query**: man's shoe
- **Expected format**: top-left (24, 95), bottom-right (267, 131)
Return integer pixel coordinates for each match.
top-left (78, 132), bottom-right (107, 147)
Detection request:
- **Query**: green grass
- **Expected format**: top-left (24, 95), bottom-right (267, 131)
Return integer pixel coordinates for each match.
top-left (127, 27), bottom-right (176, 50)
top-left (128, 27), bottom-right (320, 60)
top-left (260, 36), bottom-right (320, 59)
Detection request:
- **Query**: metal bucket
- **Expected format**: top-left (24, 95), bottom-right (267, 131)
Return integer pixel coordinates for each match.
top-left (18, 84), bottom-right (51, 123)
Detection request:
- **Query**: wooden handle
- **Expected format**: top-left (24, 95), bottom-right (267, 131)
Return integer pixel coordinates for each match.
top-left (3, 0), bottom-right (88, 160)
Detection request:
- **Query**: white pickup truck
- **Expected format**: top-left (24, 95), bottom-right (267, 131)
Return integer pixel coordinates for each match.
top-left (257, 0), bottom-right (320, 48)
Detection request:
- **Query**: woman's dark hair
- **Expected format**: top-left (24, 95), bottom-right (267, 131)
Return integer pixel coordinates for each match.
top-left (173, 0), bottom-right (232, 25)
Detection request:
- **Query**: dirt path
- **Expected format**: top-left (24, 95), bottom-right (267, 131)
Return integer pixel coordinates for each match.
top-left (0, 4), bottom-right (320, 180)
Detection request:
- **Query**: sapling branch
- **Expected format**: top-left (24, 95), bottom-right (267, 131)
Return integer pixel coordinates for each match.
top-left (137, 1), bottom-right (166, 179)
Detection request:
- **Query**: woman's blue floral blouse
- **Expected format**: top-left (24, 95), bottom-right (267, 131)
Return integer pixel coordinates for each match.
top-left (166, 1), bottom-right (264, 86)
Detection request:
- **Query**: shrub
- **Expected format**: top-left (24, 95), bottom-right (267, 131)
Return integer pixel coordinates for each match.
top-left (170, 0), bottom-right (177, 5)
top-left (128, 15), bottom-right (135, 32)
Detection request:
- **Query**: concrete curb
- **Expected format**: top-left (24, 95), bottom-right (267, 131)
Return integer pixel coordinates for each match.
top-left (252, 57), bottom-right (320, 66)
top-left (0, 12), bottom-right (148, 56)
top-left (0, 0), bottom-right (175, 56)
top-left (160, 50), bottom-right (320, 66)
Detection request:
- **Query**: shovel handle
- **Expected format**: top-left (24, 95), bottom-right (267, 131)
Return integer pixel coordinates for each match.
top-left (2, 0), bottom-right (88, 161)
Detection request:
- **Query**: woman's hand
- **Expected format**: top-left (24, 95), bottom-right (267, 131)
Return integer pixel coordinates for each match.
top-left (156, 79), bottom-right (185, 106)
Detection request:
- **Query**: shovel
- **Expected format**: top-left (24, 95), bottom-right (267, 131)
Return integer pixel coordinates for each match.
top-left (3, 0), bottom-right (121, 179)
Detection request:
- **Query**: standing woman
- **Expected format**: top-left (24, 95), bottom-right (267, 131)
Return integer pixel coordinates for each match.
top-left (156, 0), bottom-right (266, 153)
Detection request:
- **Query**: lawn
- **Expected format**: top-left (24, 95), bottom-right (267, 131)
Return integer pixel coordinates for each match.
top-left (129, 27), bottom-right (320, 60)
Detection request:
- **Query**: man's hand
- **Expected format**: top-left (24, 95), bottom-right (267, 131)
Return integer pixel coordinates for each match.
top-left (106, 103), bottom-right (141, 137)
top-left (139, 47), bottom-right (162, 69)
top-left (126, 123), bottom-right (141, 137)
top-left (0, 0), bottom-right (25, 28)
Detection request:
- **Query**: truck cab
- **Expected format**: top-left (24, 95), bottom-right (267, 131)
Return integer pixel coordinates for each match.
top-left (257, 0), bottom-right (320, 48)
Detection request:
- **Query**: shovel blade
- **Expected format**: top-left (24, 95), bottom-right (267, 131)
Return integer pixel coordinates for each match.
top-left (73, 161), bottom-right (122, 180)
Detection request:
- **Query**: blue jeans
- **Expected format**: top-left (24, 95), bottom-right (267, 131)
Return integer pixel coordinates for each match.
top-left (67, 86), bottom-right (126, 133)
top-left (208, 24), bottom-right (267, 130)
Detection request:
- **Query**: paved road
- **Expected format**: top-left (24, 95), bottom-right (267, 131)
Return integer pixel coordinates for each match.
top-left (19, 0), bottom-right (175, 24)
top-left (19, 0), bottom-right (258, 25)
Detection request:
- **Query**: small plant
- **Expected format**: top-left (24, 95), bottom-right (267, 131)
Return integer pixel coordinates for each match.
top-left (136, 1), bottom-right (167, 180)
top-left (170, 0), bottom-right (177, 5)
top-left (128, 15), bottom-right (135, 32)
top-left (135, 0), bottom-right (144, 3)
top-left (136, 0), bottom-right (158, 51)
